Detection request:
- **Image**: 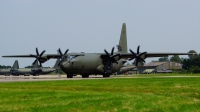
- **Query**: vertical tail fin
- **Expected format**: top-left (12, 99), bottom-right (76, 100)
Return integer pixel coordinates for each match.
top-left (32, 60), bottom-right (39, 68)
top-left (53, 58), bottom-right (60, 69)
top-left (12, 60), bottom-right (19, 69)
top-left (117, 23), bottom-right (127, 53)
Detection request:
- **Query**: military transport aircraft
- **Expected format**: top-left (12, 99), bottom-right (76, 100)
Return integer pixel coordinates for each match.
top-left (0, 59), bottom-right (60, 76)
top-left (2, 23), bottom-right (195, 78)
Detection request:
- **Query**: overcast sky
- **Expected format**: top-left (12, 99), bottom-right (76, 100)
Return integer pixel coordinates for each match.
top-left (0, 0), bottom-right (200, 67)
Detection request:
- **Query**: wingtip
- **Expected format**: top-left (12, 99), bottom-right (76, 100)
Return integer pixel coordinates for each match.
top-left (2, 56), bottom-right (9, 57)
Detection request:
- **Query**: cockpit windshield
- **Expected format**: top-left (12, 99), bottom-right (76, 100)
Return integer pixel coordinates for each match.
top-left (67, 55), bottom-right (76, 61)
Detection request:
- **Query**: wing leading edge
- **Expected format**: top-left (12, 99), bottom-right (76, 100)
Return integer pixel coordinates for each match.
top-left (120, 52), bottom-right (195, 59)
top-left (3, 52), bottom-right (195, 62)
top-left (2, 53), bottom-right (85, 63)
top-left (100, 52), bottom-right (195, 59)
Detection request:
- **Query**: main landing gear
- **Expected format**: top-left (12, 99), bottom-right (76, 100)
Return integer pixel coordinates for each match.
top-left (103, 74), bottom-right (110, 77)
top-left (82, 74), bottom-right (89, 78)
top-left (67, 74), bottom-right (73, 78)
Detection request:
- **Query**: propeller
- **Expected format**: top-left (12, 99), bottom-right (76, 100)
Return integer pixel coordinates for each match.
top-left (129, 45), bottom-right (147, 66)
top-left (30, 48), bottom-right (46, 67)
top-left (57, 48), bottom-right (69, 66)
top-left (104, 47), bottom-right (121, 67)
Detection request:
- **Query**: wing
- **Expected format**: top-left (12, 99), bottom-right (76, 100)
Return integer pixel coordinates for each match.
top-left (100, 52), bottom-right (195, 59)
top-left (2, 53), bottom-right (85, 63)
top-left (2, 53), bottom-right (85, 58)
top-left (121, 52), bottom-right (195, 59)
top-left (2, 54), bottom-right (60, 59)
top-left (3, 52), bottom-right (195, 62)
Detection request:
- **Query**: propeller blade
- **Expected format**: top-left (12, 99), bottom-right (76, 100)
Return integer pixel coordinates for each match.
top-left (58, 48), bottom-right (62, 55)
top-left (64, 49), bottom-right (69, 55)
top-left (112, 53), bottom-right (120, 58)
top-left (39, 50), bottom-right (46, 57)
top-left (137, 46), bottom-right (140, 54)
top-left (32, 59), bottom-right (37, 66)
top-left (139, 57), bottom-right (145, 62)
top-left (138, 52), bottom-right (147, 57)
top-left (135, 59), bottom-right (138, 66)
top-left (111, 47), bottom-right (114, 55)
top-left (104, 49), bottom-right (110, 56)
top-left (129, 49), bottom-right (136, 57)
top-left (39, 61), bottom-right (42, 67)
top-left (36, 48), bottom-right (39, 56)
top-left (112, 59), bottom-right (118, 64)
top-left (58, 62), bottom-right (61, 66)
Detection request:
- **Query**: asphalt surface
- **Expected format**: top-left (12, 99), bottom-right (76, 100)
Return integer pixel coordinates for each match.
top-left (1, 75), bottom-right (200, 82)
top-left (0, 75), bottom-right (105, 82)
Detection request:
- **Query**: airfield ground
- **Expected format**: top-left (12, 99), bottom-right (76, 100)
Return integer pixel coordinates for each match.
top-left (0, 74), bottom-right (200, 111)
top-left (1, 74), bottom-right (200, 82)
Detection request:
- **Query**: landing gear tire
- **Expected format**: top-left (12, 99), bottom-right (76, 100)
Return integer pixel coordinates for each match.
top-left (103, 74), bottom-right (110, 77)
top-left (67, 74), bottom-right (73, 78)
top-left (82, 74), bottom-right (89, 78)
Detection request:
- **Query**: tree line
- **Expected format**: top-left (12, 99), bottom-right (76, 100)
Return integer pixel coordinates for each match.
top-left (0, 65), bottom-right (11, 69)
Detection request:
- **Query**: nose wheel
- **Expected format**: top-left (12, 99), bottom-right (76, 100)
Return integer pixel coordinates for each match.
top-left (103, 74), bottom-right (110, 77)
top-left (67, 74), bottom-right (73, 78)
top-left (82, 74), bottom-right (89, 78)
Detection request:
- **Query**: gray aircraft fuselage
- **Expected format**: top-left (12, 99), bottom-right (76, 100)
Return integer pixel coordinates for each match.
top-left (16, 69), bottom-right (37, 75)
top-left (0, 68), bottom-right (35, 75)
top-left (0, 68), bottom-right (56, 75)
top-left (0, 69), bottom-right (11, 75)
top-left (37, 68), bottom-right (56, 75)
top-left (60, 53), bottom-right (123, 75)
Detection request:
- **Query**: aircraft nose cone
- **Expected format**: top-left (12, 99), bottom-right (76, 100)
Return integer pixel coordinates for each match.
top-left (60, 61), bottom-right (71, 70)
top-left (70, 60), bottom-right (76, 66)
top-left (60, 59), bottom-right (78, 71)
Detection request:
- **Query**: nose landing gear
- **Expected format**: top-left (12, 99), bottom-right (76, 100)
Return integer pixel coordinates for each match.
top-left (81, 74), bottom-right (89, 78)
top-left (67, 74), bottom-right (73, 78)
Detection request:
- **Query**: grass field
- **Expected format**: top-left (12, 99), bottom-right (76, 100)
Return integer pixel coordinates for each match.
top-left (0, 75), bottom-right (200, 112)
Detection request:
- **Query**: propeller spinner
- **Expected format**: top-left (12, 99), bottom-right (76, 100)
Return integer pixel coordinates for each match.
top-left (30, 48), bottom-right (46, 67)
top-left (104, 47), bottom-right (120, 67)
top-left (129, 46), bottom-right (147, 66)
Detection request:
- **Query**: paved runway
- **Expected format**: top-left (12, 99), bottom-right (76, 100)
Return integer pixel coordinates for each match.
top-left (1, 75), bottom-right (200, 82)
top-left (0, 75), bottom-right (105, 82)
